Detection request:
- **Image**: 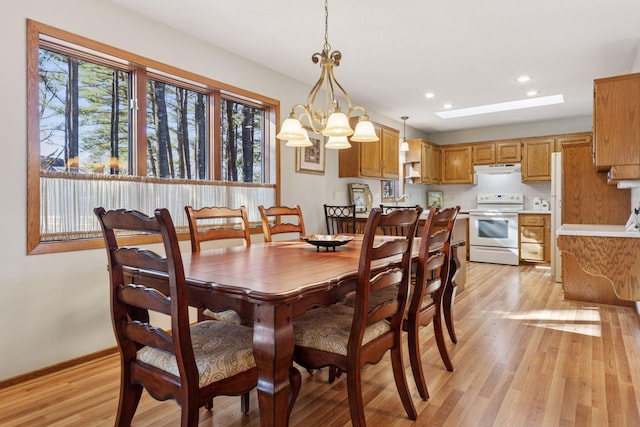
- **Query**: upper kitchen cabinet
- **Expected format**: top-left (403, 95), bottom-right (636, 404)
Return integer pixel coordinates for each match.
top-left (521, 137), bottom-right (555, 182)
top-left (440, 145), bottom-right (473, 184)
top-left (472, 140), bottom-right (521, 165)
top-left (593, 73), bottom-right (640, 176)
top-left (472, 143), bottom-right (495, 165)
top-left (496, 140), bottom-right (522, 163)
top-left (404, 139), bottom-right (440, 184)
top-left (421, 140), bottom-right (440, 184)
top-left (339, 121), bottom-right (400, 179)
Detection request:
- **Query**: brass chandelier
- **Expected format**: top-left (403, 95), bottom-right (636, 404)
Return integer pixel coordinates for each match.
top-left (276, 0), bottom-right (379, 148)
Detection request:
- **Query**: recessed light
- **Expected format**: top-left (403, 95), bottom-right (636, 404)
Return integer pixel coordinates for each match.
top-left (526, 90), bottom-right (538, 97)
top-left (435, 94), bottom-right (564, 119)
top-left (425, 92), bottom-right (435, 99)
top-left (517, 75), bottom-right (531, 83)
top-left (443, 103), bottom-right (453, 109)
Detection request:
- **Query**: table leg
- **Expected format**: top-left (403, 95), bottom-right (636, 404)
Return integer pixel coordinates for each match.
top-left (253, 302), bottom-right (300, 427)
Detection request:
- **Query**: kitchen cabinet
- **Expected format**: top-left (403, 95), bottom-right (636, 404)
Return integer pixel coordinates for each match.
top-left (496, 140), bottom-right (521, 163)
top-left (472, 143), bottom-right (495, 165)
top-left (593, 72), bottom-right (640, 175)
top-left (560, 137), bottom-right (630, 225)
top-left (403, 139), bottom-right (440, 184)
top-left (519, 214), bottom-right (550, 263)
top-left (420, 140), bottom-right (440, 184)
top-left (521, 137), bottom-right (555, 182)
top-left (440, 145), bottom-right (473, 184)
top-left (338, 121), bottom-right (399, 179)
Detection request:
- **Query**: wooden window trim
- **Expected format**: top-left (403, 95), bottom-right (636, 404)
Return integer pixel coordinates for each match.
top-left (26, 19), bottom-right (281, 255)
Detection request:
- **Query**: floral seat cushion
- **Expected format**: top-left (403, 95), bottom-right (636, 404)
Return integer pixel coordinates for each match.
top-left (137, 320), bottom-right (255, 388)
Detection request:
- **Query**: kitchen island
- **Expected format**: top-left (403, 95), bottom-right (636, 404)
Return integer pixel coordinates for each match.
top-left (557, 224), bottom-right (640, 308)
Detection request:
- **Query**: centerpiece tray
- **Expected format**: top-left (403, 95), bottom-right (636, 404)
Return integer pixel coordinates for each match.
top-left (301, 234), bottom-right (354, 251)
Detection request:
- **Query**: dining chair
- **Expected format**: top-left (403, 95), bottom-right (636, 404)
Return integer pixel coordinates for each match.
top-left (185, 205), bottom-right (249, 375)
top-left (258, 204), bottom-right (306, 242)
top-left (94, 207), bottom-right (257, 426)
top-left (379, 204), bottom-right (420, 236)
top-left (429, 206), bottom-right (461, 349)
top-left (184, 205), bottom-right (251, 252)
top-left (404, 205), bottom-right (459, 400)
top-left (292, 207), bottom-right (422, 427)
top-left (323, 204), bottom-right (357, 234)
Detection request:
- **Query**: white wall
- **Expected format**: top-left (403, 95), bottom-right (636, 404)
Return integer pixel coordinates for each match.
top-left (0, 0), bottom-right (599, 381)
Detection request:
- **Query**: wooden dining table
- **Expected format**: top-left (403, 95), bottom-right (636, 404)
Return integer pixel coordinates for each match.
top-left (129, 234), bottom-right (452, 426)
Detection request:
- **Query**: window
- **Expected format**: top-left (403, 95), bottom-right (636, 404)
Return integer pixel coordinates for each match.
top-left (27, 20), bottom-right (279, 254)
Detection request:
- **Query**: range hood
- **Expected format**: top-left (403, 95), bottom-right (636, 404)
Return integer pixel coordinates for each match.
top-left (474, 163), bottom-right (521, 175)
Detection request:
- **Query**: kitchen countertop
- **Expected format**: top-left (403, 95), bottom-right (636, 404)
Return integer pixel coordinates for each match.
top-left (356, 211), bottom-right (469, 220)
top-left (557, 224), bottom-right (640, 238)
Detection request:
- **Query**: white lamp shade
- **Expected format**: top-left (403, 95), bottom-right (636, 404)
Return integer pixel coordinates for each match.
top-left (277, 118), bottom-right (306, 140)
top-left (400, 140), bottom-right (410, 151)
top-left (285, 129), bottom-right (313, 147)
top-left (351, 119), bottom-right (379, 142)
top-left (325, 135), bottom-right (352, 149)
top-left (322, 112), bottom-right (354, 137)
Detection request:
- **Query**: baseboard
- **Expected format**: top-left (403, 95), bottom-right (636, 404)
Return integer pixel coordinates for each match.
top-left (0, 347), bottom-right (118, 389)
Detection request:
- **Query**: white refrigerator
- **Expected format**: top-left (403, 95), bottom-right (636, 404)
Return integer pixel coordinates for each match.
top-left (550, 152), bottom-right (562, 282)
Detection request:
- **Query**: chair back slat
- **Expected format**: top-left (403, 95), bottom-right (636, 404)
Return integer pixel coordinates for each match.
top-left (258, 205), bottom-right (306, 242)
top-left (123, 319), bottom-right (174, 352)
top-left (185, 205), bottom-right (251, 252)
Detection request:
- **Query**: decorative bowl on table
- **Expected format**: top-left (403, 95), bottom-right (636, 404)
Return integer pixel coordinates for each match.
top-left (301, 234), bottom-right (354, 251)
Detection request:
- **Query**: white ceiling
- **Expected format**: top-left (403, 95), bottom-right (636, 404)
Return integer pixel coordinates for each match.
top-left (109, 0), bottom-right (640, 134)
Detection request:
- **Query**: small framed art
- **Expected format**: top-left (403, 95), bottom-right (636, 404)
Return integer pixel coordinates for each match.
top-left (348, 183), bottom-right (373, 213)
top-left (427, 191), bottom-right (443, 208)
top-left (295, 128), bottom-right (325, 175)
top-left (381, 180), bottom-right (398, 203)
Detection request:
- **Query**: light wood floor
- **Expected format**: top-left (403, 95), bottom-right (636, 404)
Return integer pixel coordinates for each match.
top-left (2, 262), bottom-right (640, 426)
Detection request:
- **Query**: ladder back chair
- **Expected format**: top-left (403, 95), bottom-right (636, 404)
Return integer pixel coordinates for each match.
top-left (379, 204), bottom-right (420, 236)
top-left (324, 204), bottom-right (357, 234)
top-left (184, 205), bottom-right (251, 252)
top-left (404, 206), bottom-right (458, 400)
top-left (292, 207), bottom-right (422, 427)
top-left (94, 207), bottom-right (257, 426)
top-left (258, 204), bottom-right (306, 242)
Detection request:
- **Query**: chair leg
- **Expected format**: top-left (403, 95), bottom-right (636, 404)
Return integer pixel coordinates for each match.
top-left (181, 398), bottom-right (200, 427)
top-left (406, 319), bottom-right (430, 401)
top-left (115, 381), bottom-right (143, 427)
top-left (390, 344), bottom-right (417, 420)
top-left (240, 391), bottom-right (250, 414)
top-left (328, 365), bottom-right (343, 383)
top-left (346, 366), bottom-right (366, 427)
top-left (434, 307), bottom-right (454, 372)
top-left (444, 248), bottom-right (461, 343)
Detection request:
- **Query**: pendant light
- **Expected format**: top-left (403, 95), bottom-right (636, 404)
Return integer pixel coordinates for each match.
top-left (399, 116), bottom-right (409, 152)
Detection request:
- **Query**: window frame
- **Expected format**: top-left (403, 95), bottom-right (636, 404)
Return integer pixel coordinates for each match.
top-left (27, 20), bottom-right (281, 254)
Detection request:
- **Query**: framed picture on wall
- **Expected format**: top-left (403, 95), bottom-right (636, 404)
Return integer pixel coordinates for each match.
top-left (348, 183), bottom-right (373, 213)
top-left (427, 191), bottom-right (443, 208)
top-left (381, 180), bottom-right (397, 203)
top-left (295, 128), bottom-right (325, 175)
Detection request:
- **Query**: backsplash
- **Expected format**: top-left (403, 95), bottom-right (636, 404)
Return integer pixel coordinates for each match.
top-left (405, 172), bottom-right (551, 211)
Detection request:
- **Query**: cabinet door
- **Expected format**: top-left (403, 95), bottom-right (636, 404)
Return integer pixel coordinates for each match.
top-left (593, 73), bottom-right (640, 171)
top-left (496, 140), bottom-right (522, 163)
top-left (421, 142), bottom-right (440, 184)
top-left (381, 127), bottom-right (399, 178)
top-left (522, 138), bottom-right (553, 182)
top-left (359, 128), bottom-right (382, 178)
top-left (440, 145), bottom-right (472, 184)
top-left (472, 143), bottom-right (495, 165)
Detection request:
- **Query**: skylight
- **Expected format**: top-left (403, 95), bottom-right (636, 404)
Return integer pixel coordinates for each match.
top-left (435, 94), bottom-right (565, 119)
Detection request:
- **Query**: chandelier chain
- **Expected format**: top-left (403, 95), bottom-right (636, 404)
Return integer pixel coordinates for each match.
top-left (324, 0), bottom-right (330, 51)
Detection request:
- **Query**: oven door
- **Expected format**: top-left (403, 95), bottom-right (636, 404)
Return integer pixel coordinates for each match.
top-left (469, 211), bottom-right (519, 248)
